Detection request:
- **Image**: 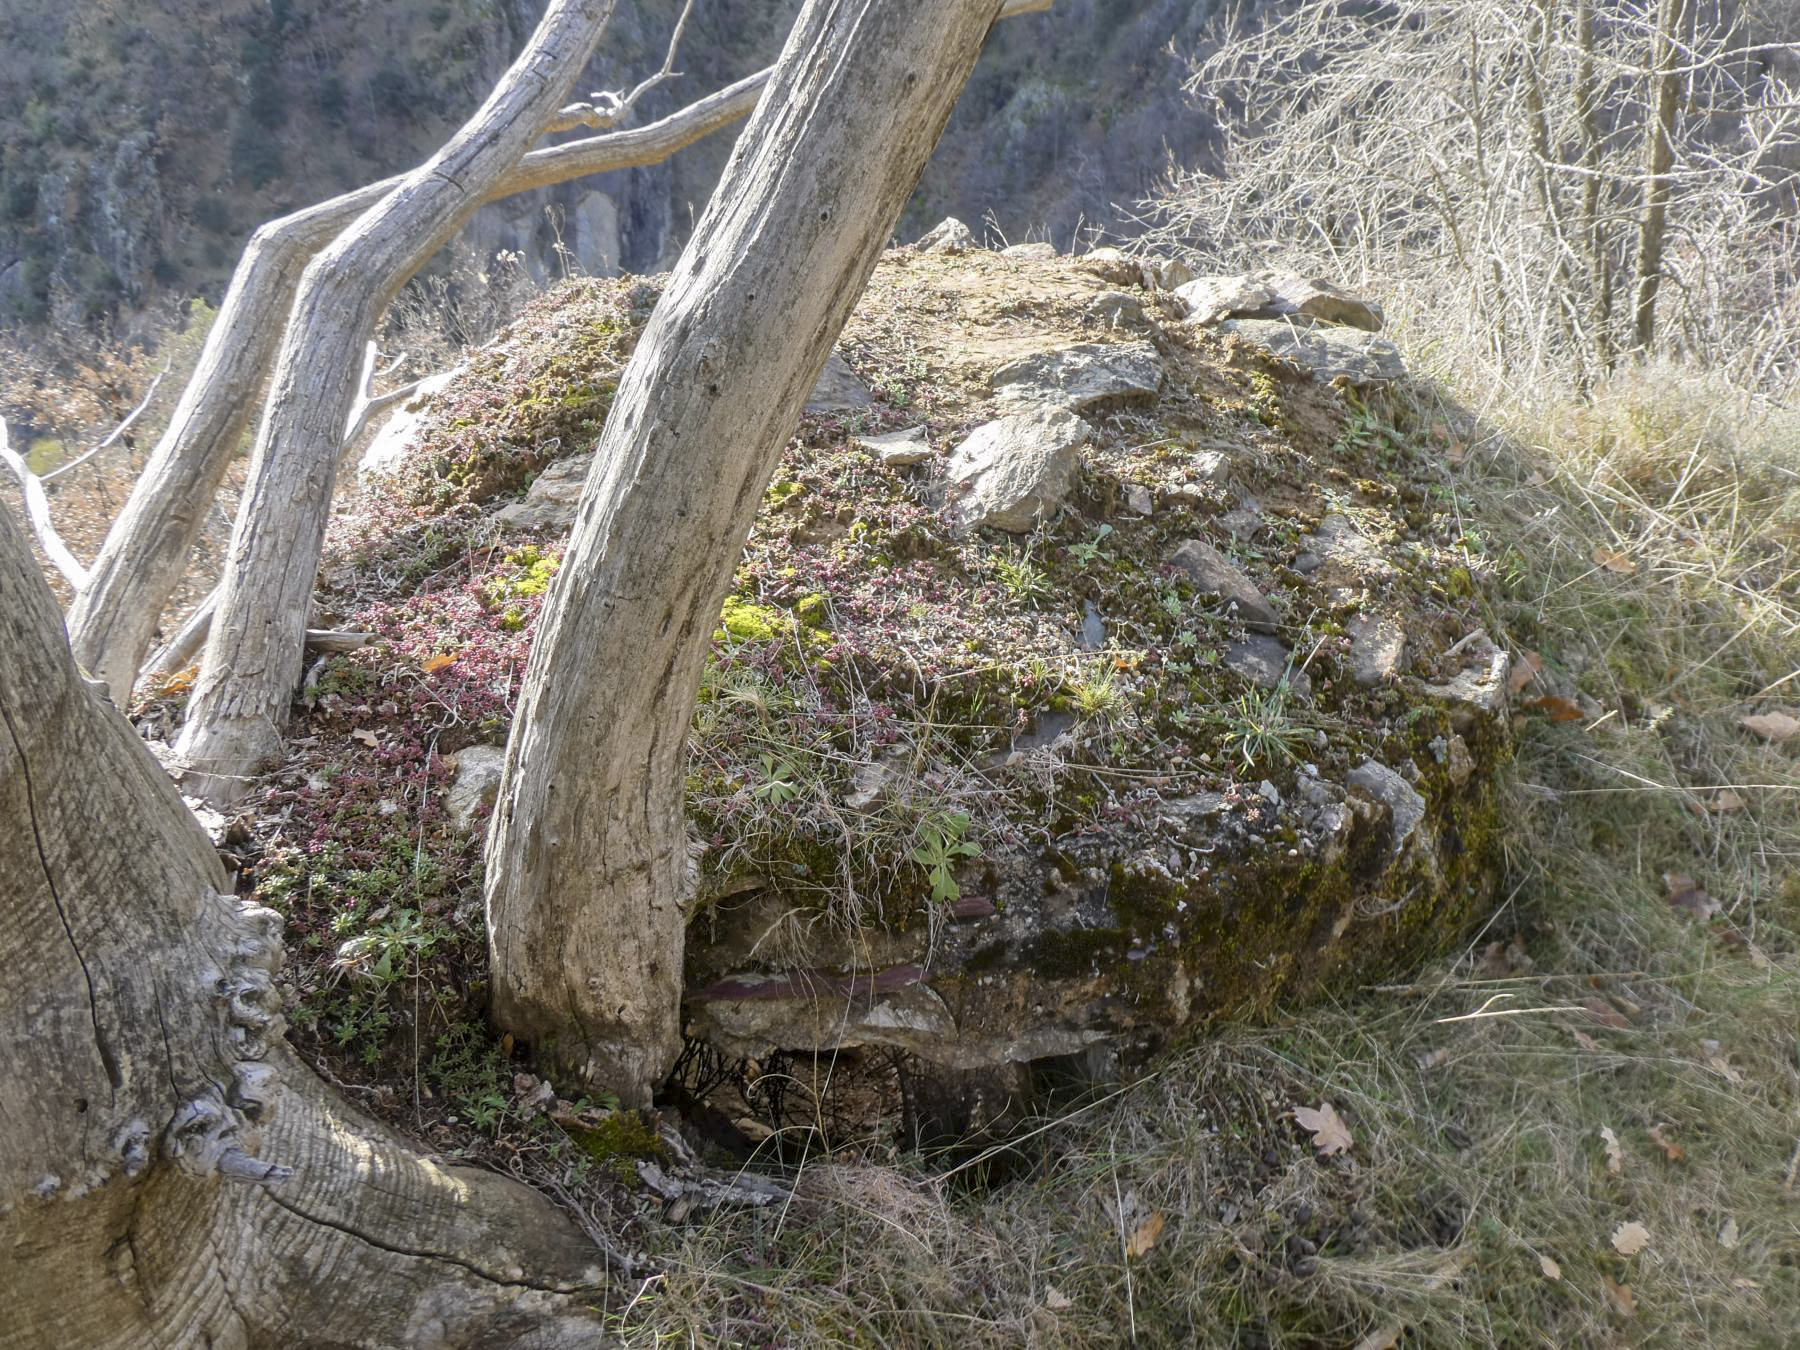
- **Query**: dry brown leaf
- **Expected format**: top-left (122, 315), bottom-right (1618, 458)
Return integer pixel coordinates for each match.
top-left (1611, 1221), bottom-right (1651, 1257)
top-left (1043, 1285), bottom-right (1073, 1311)
top-left (1603, 1274), bottom-right (1636, 1316)
top-left (1739, 710), bottom-right (1800, 742)
top-left (1600, 1126), bottom-right (1623, 1175)
top-left (1733, 1278), bottom-right (1762, 1290)
top-left (1528, 695), bottom-right (1587, 723)
top-left (1592, 546), bottom-right (1638, 574)
top-left (421, 652), bottom-right (457, 674)
top-left (1570, 1029), bottom-right (1604, 1053)
top-left (1293, 1102), bottom-right (1354, 1156)
top-left (1718, 1217), bottom-right (1740, 1250)
top-left (1508, 649), bottom-right (1544, 695)
top-left (1707, 788), bottom-right (1747, 814)
top-left (1538, 1253), bottom-right (1562, 1281)
top-left (351, 728), bottom-right (379, 749)
top-left (1417, 1046), bottom-right (1452, 1071)
top-left (1125, 1211), bottom-right (1166, 1259)
top-left (1701, 1040), bottom-right (1745, 1083)
top-left (1647, 1124), bottom-right (1686, 1163)
top-left (1584, 998), bottom-right (1630, 1030)
top-left (1663, 872), bottom-right (1721, 921)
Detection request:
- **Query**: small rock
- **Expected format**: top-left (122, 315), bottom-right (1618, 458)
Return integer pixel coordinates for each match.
top-left (1002, 241), bottom-right (1057, 260)
top-left (1219, 497), bottom-right (1263, 542)
top-left (1079, 601), bottom-right (1106, 651)
top-left (1174, 272), bottom-right (1383, 332)
top-left (1424, 647), bottom-right (1511, 718)
top-left (1442, 734), bottom-right (1476, 787)
top-left (1191, 449), bottom-right (1231, 481)
top-left (1168, 538), bottom-right (1279, 633)
top-left (495, 454), bottom-right (592, 532)
top-left (1076, 246), bottom-right (1140, 287)
top-left (1124, 484), bottom-right (1154, 516)
top-left (991, 341), bottom-right (1162, 412)
top-left (1085, 290), bottom-right (1144, 327)
top-left (805, 352), bottom-right (874, 415)
top-left (1345, 759), bottom-right (1427, 854)
top-left (1299, 514), bottom-right (1393, 582)
top-left (1139, 255), bottom-right (1197, 292)
top-left (446, 745), bottom-right (507, 834)
top-left (856, 424), bottom-right (932, 466)
top-left (1223, 318), bottom-right (1406, 386)
top-left (1347, 613), bottom-right (1406, 686)
top-left (944, 406), bottom-right (1090, 534)
top-left (1224, 635), bottom-right (1310, 695)
top-left (917, 217), bottom-right (975, 255)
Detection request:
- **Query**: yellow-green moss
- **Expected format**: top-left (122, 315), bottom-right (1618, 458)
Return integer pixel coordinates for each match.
top-left (561, 1110), bottom-right (670, 1184)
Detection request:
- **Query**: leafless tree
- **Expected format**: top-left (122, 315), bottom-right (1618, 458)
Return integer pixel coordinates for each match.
top-left (1146, 0), bottom-right (1800, 395)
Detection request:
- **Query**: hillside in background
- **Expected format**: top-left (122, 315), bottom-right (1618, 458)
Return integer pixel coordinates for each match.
top-left (0, 0), bottom-right (1221, 329)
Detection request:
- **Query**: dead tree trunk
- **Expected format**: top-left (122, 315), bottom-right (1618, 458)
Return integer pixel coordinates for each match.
top-left (0, 504), bottom-right (608, 1347)
top-left (173, 0), bottom-right (620, 800)
top-left (484, 0), bottom-right (1014, 1106)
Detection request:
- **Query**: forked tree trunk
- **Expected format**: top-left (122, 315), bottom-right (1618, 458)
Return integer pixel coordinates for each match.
top-left (0, 504), bottom-right (607, 1347)
top-left (172, 0), bottom-right (619, 800)
top-left (63, 68), bottom-right (771, 707)
top-left (485, 0), bottom-right (1013, 1106)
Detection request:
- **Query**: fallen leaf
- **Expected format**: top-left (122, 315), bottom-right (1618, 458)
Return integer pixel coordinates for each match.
top-left (1570, 1029), bottom-right (1603, 1052)
top-left (421, 652), bottom-right (457, 674)
top-left (1611, 1221), bottom-right (1651, 1257)
top-left (351, 728), bottom-right (379, 748)
top-left (1043, 1285), bottom-right (1072, 1311)
top-left (1707, 788), bottom-right (1746, 814)
top-left (1584, 998), bottom-right (1630, 1030)
top-left (1733, 1277), bottom-right (1762, 1290)
top-left (1528, 695), bottom-right (1587, 723)
top-left (1701, 1041), bottom-right (1745, 1083)
top-left (1647, 1124), bottom-right (1686, 1163)
top-left (1592, 546), bottom-right (1638, 574)
top-left (1718, 1217), bottom-right (1740, 1250)
top-left (1600, 1126), bottom-right (1623, 1175)
top-left (1293, 1102), bottom-right (1354, 1156)
top-left (1663, 872), bottom-right (1721, 921)
top-left (1539, 1253), bottom-right (1563, 1281)
top-left (1126, 1211), bottom-right (1166, 1259)
top-left (1508, 649), bottom-right (1544, 695)
top-left (1417, 1046), bottom-right (1452, 1071)
top-left (1352, 1329), bottom-right (1400, 1350)
top-left (1602, 1274), bottom-right (1636, 1316)
top-left (1739, 710), bottom-right (1800, 742)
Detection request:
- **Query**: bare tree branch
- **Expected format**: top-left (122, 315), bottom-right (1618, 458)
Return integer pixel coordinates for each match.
top-left (0, 418), bottom-right (88, 588)
top-left (546, 0), bottom-right (697, 132)
top-left (40, 370), bottom-right (167, 485)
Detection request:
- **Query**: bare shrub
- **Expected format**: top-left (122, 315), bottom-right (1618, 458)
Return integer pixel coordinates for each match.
top-left (1145, 0), bottom-right (1800, 397)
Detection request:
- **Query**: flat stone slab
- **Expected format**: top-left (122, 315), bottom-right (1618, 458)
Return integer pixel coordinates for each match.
top-left (944, 406), bottom-right (1090, 534)
top-left (991, 340), bottom-right (1163, 412)
top-left (445, 744), bottom-right (506, 833)
top-left (856, 424), bottom-right (932, 466)
top-left (1168, 538), bottom-right (1279, 633)
top-left (1348, 613), bottom-right (1407, 686)
top-left (1177, 272), bottom-right (1384, 331)
top-left (495, 453), bottom-right (591, 532)
top-left (1224, 634), bottom-right (1311, 695)
top-left (1224, 318), bottom-right (1406, 386)
top-left (805, 351), bottom-right (875, 415)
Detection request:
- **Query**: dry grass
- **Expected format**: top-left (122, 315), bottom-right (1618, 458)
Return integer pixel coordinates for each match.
top-left (616, 352), bottom-right (1800, 1347)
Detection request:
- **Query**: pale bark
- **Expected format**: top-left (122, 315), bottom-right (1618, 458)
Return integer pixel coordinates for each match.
top-left (173, 0), bottom-right (621, 800)
top-left (63, 0), bottom-right (1048, 709)
top-left (485, 0), bottom-right (1016, 1107)
top-left (0, 503), bottom-right (607, 1347)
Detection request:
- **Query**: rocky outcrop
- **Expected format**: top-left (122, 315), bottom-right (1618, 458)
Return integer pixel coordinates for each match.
top-left (1224, 318), bottom-right (1407, 387)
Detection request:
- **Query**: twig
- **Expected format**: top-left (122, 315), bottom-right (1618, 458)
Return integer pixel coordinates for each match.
top-left (545, 0), bottom-right (698, 132)
top-left (0, 417), bottom-right (89, 588)
top-left (342, 343), bottom-right (430, 447)
top-left (40, 369), bottom-right (167, 483)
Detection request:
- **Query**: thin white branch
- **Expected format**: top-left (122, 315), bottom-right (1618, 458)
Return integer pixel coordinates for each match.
top-left (0, 417), bottom-right (89, 589)
top-left (546, 0), bottom-right (698, 133)
top-left (41, 370), bottom-right (168, 485)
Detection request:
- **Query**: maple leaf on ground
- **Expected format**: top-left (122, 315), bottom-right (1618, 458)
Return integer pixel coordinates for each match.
top-left (1125, 1211), bottom-right (1166, 1259)
top-left (1611, 1221), bottom-right (1651, 1257)
top-left (1293, 1102), bottom-right (1354, 1156)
